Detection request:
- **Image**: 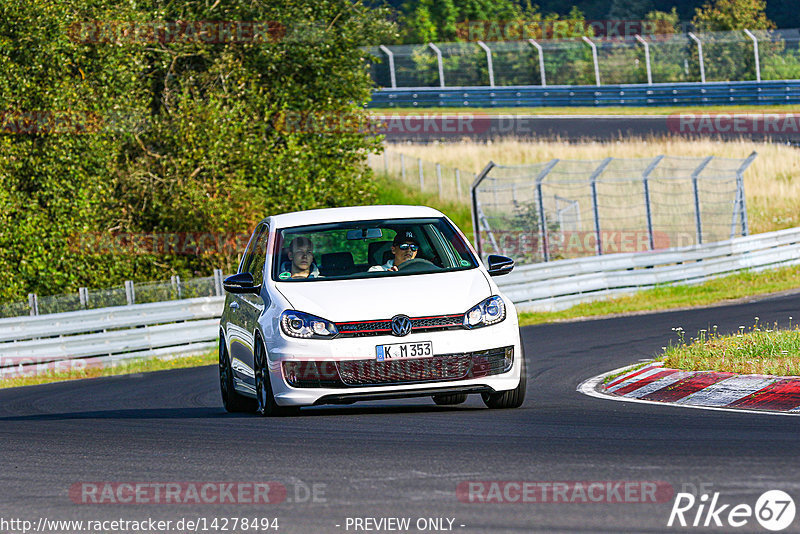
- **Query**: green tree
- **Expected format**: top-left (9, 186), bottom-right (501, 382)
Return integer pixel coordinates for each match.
top-left (0, 0), bottom-right (394, 304)
top-left (692, 0), bottom-right (774, 31)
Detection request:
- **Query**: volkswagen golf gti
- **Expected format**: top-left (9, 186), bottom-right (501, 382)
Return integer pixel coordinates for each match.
top-left (219, 205), bottom-right (526, 415)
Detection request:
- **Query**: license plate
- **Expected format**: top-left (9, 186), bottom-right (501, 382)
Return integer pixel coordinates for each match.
top-left (376, 341), bottom-right (433, 362)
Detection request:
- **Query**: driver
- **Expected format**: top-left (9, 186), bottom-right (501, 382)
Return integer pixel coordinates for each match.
top-left (369, 230), bottom-right (419, 272)
top-left (280, 236), bottom-right (321, 279)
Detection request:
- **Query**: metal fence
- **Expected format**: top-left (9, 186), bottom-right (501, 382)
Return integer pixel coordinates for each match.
top-left (368, 150), bottom-right (474, 203)
top-left (0, 270), bottom-right (226, 319)
top-left (471, 153), bottom-right (756, 265)
top-left (368, 29), bottom-right (800, 88)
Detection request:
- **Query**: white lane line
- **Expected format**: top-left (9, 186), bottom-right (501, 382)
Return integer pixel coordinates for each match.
top-left (577, 365), bottom-right (800, 418)
top-left (624, 371), bottom-right (691, 399)
top-left (606, 365), bottom-right (668, 394)
top-left (676, 376), bottom-right (779, 406)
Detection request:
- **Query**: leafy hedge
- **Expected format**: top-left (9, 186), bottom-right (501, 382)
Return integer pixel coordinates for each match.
top-left (0, 0), bottom-right (394, 303)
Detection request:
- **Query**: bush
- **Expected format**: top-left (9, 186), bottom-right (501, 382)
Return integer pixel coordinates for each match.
top-left (0, 0), bottom-right (394, 303)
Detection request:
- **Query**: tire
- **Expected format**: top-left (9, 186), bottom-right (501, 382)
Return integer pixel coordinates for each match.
top-left (254, 339), bottom-right (299, 417)
top-left (482, 345), bottom-right (527, 409)
top-left (219, 339), bottom-right (256, 413)
top-left (432, 393), bottom-right (468, 405)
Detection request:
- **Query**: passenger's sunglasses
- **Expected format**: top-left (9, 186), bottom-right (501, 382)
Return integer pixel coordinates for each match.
top-left (397, 243), bottom-right (418, 251)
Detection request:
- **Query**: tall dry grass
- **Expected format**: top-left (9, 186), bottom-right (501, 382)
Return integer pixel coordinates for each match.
top-left (387, 138), bottom-right (800, 234)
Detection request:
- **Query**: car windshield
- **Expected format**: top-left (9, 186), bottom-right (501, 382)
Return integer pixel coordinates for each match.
top-left (272, 217), bottom-right (477, 281)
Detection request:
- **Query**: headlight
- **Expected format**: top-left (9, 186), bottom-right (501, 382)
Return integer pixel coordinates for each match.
top-left (280, 310), bottom-right (338, 339)
top-left (463, 296), bottom-right (506, 329)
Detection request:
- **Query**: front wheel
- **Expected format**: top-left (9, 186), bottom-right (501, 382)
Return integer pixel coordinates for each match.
top-left (254, 340), bottom-right (299, 417)
top-left (220, 339), bottom-right (256, 413)
top-left (482, 346), bottom-right (526, 409)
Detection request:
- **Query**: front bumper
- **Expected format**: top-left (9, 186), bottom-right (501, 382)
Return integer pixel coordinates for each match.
top-left (265, 317), bottom-right (523, 406)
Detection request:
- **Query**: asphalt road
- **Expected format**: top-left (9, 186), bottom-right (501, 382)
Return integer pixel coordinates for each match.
top-left (3, 293), bottom-right (800, 533)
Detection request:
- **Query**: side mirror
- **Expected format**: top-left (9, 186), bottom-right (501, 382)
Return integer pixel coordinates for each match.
top-left (223, 272), bottom-right (259, 294)
top-left (486, 255), bottom-right (514, 277)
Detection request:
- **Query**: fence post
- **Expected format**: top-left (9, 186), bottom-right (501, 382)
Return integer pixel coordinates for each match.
top-left (124, 280), bottom-right (135, 306)
top-left (535, 160), bottom-right (560, 262)
top-left (688, 32), bottom-right (705, 83)
top-left (590, 158), bottom-right (613, 255)
top-left (400, 153), bottom-right (406, 181)
top-left (171, 275), bottom-right (182, 300)
top-left (691, 156), bottom-right (714, 245)
top-left (78, 287), bottom-right (88, 308)
top-left (455, 169), bottom-right (462, 202)
top-left (736, 151), bottom-right (757, 236)
top-left (428, 43), bottom-right (445, 88)
top-left (471, 162), bottom-right (497, 260)
top-left (213, 269), bottom-right (224, 296)
top-left (641, 155), bottom-right (664, 250)
top-left (418, 158), bottom-right (424, 190)
top-left (634, 35), bottom-right (652, 85)
top-left (743, 29), bottom-right (761, 83)
top-left (582, 36), bottom-right (601, 86)
top-left (528, 39), bottom-right (546, 86)
top-left (477, 41), bottom-right (494, 87)
top-left (378, 45), bottom-right (397, 89)
top-left (28, 293), bottom-right (39, 316)
top-left (383, 150), bottom-right (388, 175)
top-left (436, 163), bottom-right (443, 199)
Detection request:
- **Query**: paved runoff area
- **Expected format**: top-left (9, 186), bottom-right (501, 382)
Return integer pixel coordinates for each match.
top-left (605, 362), bottom-right (800, 413)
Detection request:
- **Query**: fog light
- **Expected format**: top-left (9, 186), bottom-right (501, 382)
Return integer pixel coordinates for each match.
top-left (504, 346), bottom-right (514, 371)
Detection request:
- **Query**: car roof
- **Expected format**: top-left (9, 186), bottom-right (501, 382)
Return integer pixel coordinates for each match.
top-left (267, 205), bottom-right (446, 228)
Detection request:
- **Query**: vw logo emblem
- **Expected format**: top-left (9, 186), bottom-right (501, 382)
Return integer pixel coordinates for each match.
top-left (391, 315), bottom-right (412, 337)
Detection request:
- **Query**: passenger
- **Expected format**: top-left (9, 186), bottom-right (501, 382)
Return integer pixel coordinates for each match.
top-left (280, 236), bottom-right (320, 279)
top-left (369, 231), bottom-right (419, 272)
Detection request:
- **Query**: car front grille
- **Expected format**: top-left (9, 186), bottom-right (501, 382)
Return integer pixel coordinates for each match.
top-left (282, 346), bottom-right (513, 388)
top-left (335, 314), bottom-right (464, 338)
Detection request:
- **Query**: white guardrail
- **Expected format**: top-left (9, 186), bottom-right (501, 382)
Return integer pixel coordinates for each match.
top-left (1, 227), bottom-right (799, 375)
top-left (0, 297), bottom-right (223, 377)
top-left (500, 226), bottom-right (800, 312)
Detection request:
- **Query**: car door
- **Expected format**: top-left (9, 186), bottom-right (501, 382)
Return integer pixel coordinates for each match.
top-left (226, 223), bottom-right (269, 393)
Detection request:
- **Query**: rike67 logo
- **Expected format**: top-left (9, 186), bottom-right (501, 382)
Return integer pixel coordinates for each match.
top-left (668, 490), bottom-right (795, 531)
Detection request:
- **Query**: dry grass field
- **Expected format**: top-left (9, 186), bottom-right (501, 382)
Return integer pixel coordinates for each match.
top-left (387, 137), bottom-right (800, 235)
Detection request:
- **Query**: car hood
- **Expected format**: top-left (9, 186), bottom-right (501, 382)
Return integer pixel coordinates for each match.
top-left (274, 269), bottom-right (492, 321)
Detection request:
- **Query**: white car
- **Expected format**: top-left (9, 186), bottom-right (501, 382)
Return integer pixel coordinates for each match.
top-left (219, 205), bottom-right (526, 415)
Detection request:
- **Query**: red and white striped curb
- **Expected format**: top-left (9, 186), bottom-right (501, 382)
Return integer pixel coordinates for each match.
top-left (603, 362), bottom-right (800, 412)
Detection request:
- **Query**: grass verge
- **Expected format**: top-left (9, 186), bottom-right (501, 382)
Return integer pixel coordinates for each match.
top-left (518, 264), bottom-right (800, 326)
top-left (0, 350), bottom-right (217, 389)
top-left (662, 320), bottom-right (800, 376)
top-left (371, 105), bottom-right (800, 116)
